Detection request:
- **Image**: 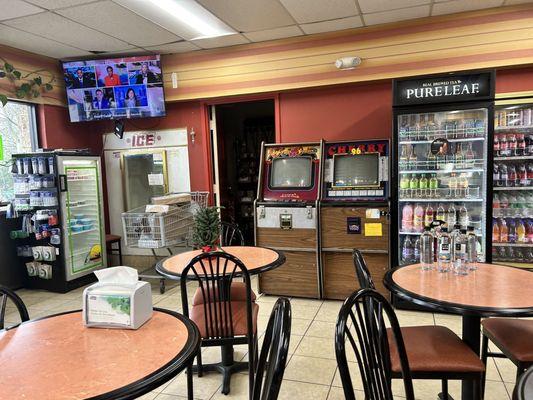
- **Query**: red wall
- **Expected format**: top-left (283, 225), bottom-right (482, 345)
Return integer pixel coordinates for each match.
top-left (496, 66), bottom-right (533, 94)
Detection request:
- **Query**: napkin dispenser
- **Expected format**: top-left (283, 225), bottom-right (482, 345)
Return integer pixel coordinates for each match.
top-left (83, 267), bottom-right (153, 329)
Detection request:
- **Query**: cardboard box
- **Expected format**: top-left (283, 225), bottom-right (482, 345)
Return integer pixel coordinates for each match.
top-left (151, 193), bottom-right (191, 206)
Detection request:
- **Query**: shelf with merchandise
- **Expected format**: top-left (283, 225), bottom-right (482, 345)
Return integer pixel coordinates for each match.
top-left (399, 168), bottom-right (484, 174)
top-left (494, 155), bottom-right (533, 161)
top-left (399, 198), bottom-right (483, 203)
top-left (399, 186), bottom-right (481, 199)
top-left (399, 136), bottom-right (485, 145)
top-left (493, 186), bottom-right (532, 191)
top-left (495, 125), bottom-right (533, 131)
top-left (492, 242), bottom-right (533, 248)
top-left (400, 230), bottom-right (482, 236)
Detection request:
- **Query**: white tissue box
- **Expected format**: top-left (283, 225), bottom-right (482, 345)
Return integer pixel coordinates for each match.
top-left (83, 280), bottom-right (153, 329)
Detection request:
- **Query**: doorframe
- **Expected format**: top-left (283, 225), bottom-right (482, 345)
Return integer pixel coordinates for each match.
top-left (201, 93), bottom-right (281, 206)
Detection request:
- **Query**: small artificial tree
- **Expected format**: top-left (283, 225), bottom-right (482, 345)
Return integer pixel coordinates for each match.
top-left (192, 206), bottom-right (221, 251)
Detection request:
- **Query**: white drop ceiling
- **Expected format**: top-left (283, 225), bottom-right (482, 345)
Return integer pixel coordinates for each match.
top-left (0, 0), bottom-right (530, 59)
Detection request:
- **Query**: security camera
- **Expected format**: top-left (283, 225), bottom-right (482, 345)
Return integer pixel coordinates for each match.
top-left (335, 56), bottom-right (362, 70)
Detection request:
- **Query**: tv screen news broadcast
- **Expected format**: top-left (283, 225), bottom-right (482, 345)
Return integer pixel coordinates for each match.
top-left (62, 55), bottom-right (166, 122)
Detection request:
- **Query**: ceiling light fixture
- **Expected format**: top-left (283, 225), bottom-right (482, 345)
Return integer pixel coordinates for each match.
top-left (147, 0), bottom-right (235, 39)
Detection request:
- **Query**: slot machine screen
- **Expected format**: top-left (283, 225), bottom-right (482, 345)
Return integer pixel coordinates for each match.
top-left (270, 157), bottom-right (313, 189)
top-left (333, 153), bottom-right (379, 187)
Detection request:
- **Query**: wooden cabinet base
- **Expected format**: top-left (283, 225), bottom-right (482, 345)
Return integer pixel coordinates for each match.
top-left (323, 251), bottom-right (389, 300)
top-left (259, 251), bottom-right (319, 299)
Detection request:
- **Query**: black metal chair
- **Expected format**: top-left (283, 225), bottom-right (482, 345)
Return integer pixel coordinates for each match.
top-left (0, 285), bottom-right (29, 330)
top-left (181, 251), bottom-right (258, 396)
top-left (481, 318), bottom-right (533, 396)
top-left (252, 297), bottom-right (291, 400)
top-left (220, 221), bottom-right (245, 246)
top-left (513, 364), bottom-right (533, 400)
top-left (352, 249), bottom-right (485, 400)
top-left (336, 287), bottom-right (415, 400)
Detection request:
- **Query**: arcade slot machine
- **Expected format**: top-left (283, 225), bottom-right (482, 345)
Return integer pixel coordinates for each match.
top-left (320, 140), bottom-right (390, 300)
top-left (254, 142), bottom-right (322, 298)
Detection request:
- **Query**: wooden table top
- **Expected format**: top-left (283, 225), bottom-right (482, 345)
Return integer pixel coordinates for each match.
top-left (0, 309), bottom-right (199, 400)
top-left (385, 263), bottom-right (533, 316)
top-left (157, 246), bottom-right (285, 279)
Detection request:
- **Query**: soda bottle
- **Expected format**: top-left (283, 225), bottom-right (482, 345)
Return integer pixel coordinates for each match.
top-left (499, 218), bottom-right (509, 242)
top-left (527, 134), bottom-right (533, 156)
top-left (413, 203), bottom-right (425, 232)
top-left (400, 145), bottom-right (410, 170)
top-left (458, 203), bottom-right (469, 228)
top-left (437, 227), bottom-right (451, 273)
top-left (492, 218), bottom-right (500, 243)
top-left (413, 237), bottom-right (420, 262)
top-left (401, 236), bottom-right (414, 263)
top-left (499, 163), bottom-right (508, 187)
top-left (448, 173), bottom-right (458, 198)
top-left (517, 219), bottom-right (526, 243)
top-left (420, 226), bottom-right (434, 271)
top-left (402, 203), bottom-right (414, 232)
top-left (500, 133), bottom-right (508, 157)
top-left (409, 146), bottom-right (418, 170)
top-left (508, 164), bottom-right (517, 187)
top-left (508, 219), bottom-right (517, 243)
top-left (453, 228), bottom-right (468, 275)
top-left (508, 133), bottom-right (517, 156)
top-left (526, 219), bottom-right (533, 243)
top-left (429, 174), bottom-right (439, 198)
top-left (494, 133), bottom-right (500, 155)
top-left (466, 226), bottom-right (478, 270)
top-left (493, 193), bottom-right (500, 218)
top-left (517, 193), bottom-right (527, 217)
top-left (424, 204), bottom-right (434, 227)
top-left (518, 163), bottom-right (528, 186)
top-left (527, 163), bottom-right (533, 183)
top-left (500, 193), bottom-right (509, 217)
top-left (465, 142), bottom-right (476, 168)
top-left (493, 163), bottom-right (500, 187)
top-left (447, 204), bottom-right (457, 229)
top-left (436, 203), bottom-right (446, 224)
top-left (517, 132), bottom-right (526, 156)
top-left (419, 174), bottom-right (429, 198)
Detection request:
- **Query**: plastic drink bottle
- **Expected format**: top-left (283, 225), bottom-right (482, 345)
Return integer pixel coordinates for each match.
top-left (466, 226), bottom-right (478, 270)
top-left (420, 226), bottom-right (434, 271)
top-left (402, 203), bottom-right (414, 232)
top-left (453, 229), bottom-right (468, 276)
top-left (437, 227), bottom-right (451, 273)
top-left (413, 237), bottom-right (420, 262)
top-left (402, 236), bottom-right (414, 263)
top-left (450, 224), bottom-right (462, 261)
top-left (413, 203), bottom-right (425, 233)
top-left (424, 204), bottom-right (434, 227)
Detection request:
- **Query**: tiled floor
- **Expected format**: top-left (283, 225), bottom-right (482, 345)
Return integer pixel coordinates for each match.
top-left (5, 277), bottom-right (518, 400)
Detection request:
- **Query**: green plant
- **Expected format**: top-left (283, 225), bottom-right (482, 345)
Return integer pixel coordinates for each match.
top-left (0, 58), bottom-right (55, 106)
top-left (192, 206), bottom-right (221, 250)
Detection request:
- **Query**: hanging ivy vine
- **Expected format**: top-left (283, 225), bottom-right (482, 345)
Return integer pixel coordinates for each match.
top-left (0, 57), bottom-right (55, 106)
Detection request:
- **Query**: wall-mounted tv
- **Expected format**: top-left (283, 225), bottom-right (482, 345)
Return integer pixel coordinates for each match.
top-left (62, 55), bottom-right (166, 122)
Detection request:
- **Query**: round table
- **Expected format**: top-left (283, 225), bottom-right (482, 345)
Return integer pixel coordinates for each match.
top-left (515, 365), bottom-right (533, 400)
top-left (0, 308), bottom-right (200, 400)
top-left (156, 246), bottom-right (285, 394)
top-left (384, 263), bottom-right (533, 400)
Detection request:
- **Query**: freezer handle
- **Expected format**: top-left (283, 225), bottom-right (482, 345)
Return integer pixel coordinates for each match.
top-left (59, 174), bottom-right (68, 192)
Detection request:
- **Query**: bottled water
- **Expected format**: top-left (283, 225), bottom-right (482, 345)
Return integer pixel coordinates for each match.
top-left (437, 227), bottom-right (451, 273)
top-left (450, 224), bottom-right (462, 261)
top-left (466, 226), bottom-right (478, 270)
top-left (453, 229), bottom-right (468, 276)
top-left (420, 226), bottom-right (434, 271)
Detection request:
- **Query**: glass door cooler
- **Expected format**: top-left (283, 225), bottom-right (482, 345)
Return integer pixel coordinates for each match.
top-left (492, 98), bottom-right (533, 269)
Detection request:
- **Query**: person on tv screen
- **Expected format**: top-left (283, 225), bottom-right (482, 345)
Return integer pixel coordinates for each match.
top-left (135, 62), bottom-right (158, 85)
top-left (72, 68), bottom-right (93, 88)
top-left (93, 89), bottom-right (110, 110)
top-left (124, 88), bottom-right (138, 108)
top-left (104, 66), bottom-right (121, 86)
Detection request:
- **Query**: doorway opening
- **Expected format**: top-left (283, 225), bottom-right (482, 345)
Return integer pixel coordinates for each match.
top-left (210, 99), bottom-right (275, 244)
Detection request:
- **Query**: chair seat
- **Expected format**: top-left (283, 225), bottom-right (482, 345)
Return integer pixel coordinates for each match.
top-left (191, 301), bottom-right (259, 338)
top-left (192, 282), bottom-right (256, 306)
top-left (482, 318), bottom-right (533, 363)
top-left (389, 326), bottom-right (485, 373)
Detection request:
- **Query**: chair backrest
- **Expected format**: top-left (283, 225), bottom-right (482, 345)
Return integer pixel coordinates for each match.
top-left (252, 298), bottom-right (291, 400)
top-left (335, 288), bottom-right (415, 400)
top-left (180, 251), bottom-right (254, 340)
top-left (352, 249), bottom-right (375, 290)
top-left (220, 221), bottom-right (245, 246)
top-left (0, 286), bottom-right (29, 330)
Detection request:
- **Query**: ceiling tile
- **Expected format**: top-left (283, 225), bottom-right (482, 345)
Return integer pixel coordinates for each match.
top-left (25, 0), bottom-right (95, 9)
top-left (364, 5), bottom-right (431, 25)
top-left (280, 0), bottom-right (358, 23)
top-left (192, 33), bottom-right (250, 49)
top-left (358, 0), bottom-right (430, 14)
top-left (0, 0), bottom-right (44, 21)
top-left (432, 0), bottom-right (505, 15)
top-left (56, 1), bottom-right (182, 47)
top-left (4, 12), bottom-right (131, 52)
top-left (144, 41), bottom-right (201, 54)
top-left (197, 0), bottom-right (295, 31)
top-left (0, 24), bottom-right (90, 58)
top-left (243, 25), bottom-right (302, 42)
top-left (300, 15), bottom-right (363, 34)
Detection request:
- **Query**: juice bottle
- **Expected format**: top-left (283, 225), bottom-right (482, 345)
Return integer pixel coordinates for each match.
top-left (493, 193), bottom-right (500, 217)
top-left (402, 203), bottom-right (414, 232)
top-left (424, 204), bottom-right (434, 227)
top-left (419, 174), bottom-right (429, 198)
top-left (429, 174), bottom-right (439, 198)
top-left (492, 218), bottom-right (500, 243)
top-left (400, 145), bottom-right (410, 169)
top-left (517, 219), bottom-right (526, 243)
top-left (413, 203), bottom-right (425, 232)
top-left (448, 173), bottom-right (458, 198)
top-left (499, 218), bottom-right (509, 243)
top-left (409, 174), bottom-right (419, 197)
top-left (400, 175), bottom-right (410, 196)
top-left (436, 203), bottom-right (446, 225)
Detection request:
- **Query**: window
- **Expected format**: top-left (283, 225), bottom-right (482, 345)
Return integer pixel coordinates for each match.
top-left (0, 101), bottom-right (38, 202)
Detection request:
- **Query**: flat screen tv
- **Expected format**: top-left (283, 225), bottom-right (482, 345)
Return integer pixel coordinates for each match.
top-left (333, 153), bottom-right (380, 187)
top-left (269, 157), bottom-right (313, 189)
top-left (62, 55), bottom-right (166, 122)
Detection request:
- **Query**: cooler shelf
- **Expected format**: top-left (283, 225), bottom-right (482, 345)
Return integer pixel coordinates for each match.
top-left (493, 187), bottom-right (532, 191)
top-left (399, 137), bottom-right (485, 145)
top-left (492, 242), bottom-right (533, 248)
top-left (494, 155), bottom-right (533, 161)
top-left (399, 168), bottom-right (484, 174)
